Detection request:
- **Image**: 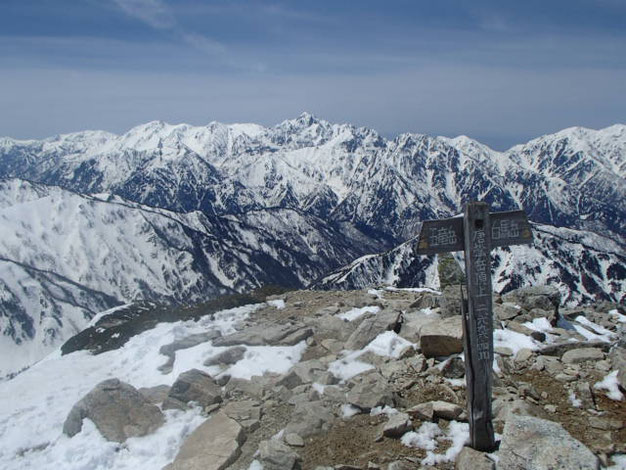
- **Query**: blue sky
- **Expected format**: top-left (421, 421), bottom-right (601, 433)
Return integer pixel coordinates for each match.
top-left (1, 0), bottom-right (625, 149)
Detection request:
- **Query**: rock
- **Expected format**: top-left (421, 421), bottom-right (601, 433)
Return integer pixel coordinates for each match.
top-left (530, 331), bottom-right (546, 342)
top-left (493, 398), bottom-right (543, 423)
top-left (158, 331), bottom-right (222, 373)
top-left (502, 286), bottom-right (561, 314)
top-left (440, 285), bottom-right (463, 318)
top-left (383, 412), bottom-right (413, 438)
top-left (398, 311), bottom-right (441, 343)
top-left (138, 384), bottom-right (170, 404)
top-left (344, 310), bottom-right (401, 350)
top-left (203, 346), bottom-right (247, 366)
top-left (438, 254), bottom-right (465, 289)
top-left (409, 292), bottom-right (441, 310)
top-left (222, 400), bottom-right (262, 432)
top-left (163, 369), bottom-right (222, 410)
top-left (504, 321), bottom-right (534, 336)
top-left (223, 377), bottom-right (266, 399)
top-left (609, 346), bottom-right (626, 389)
top-left (214, 323), bottom-right (312, 347)
top-left (419, 316), bottom-right (463, 357)
top-left (277, 370), bottom-right (305, 390)
top-left (495, 346), bottom-right (514, 357)
top-left (494, 303), bottom-right (521, 321)
top-left (321, 338), bottom-right (344, 354)
top-left (498, 415), bottom-right (599, 470)
top-left (588, 416), bottom-right (623, 430)
top-left (562, 348), bottom-right (605, 364)
top-left (442, 356), bottom-right (465, 379)
top-left (258, 439), bottom-right (302, 470)
top-left (284, 432), bottom-right (305, 447)
top-left (164, 411), bottom-right (245, 470)
top-left (284, 401), bottom-right (335, 438)
top-left (346, 372), bottom-right (394, 412)
top-left (407, 401), bottom-right (463, 421)
top-left (514, 348), bottom-right (534, 363)
top-left (63, 378), bottom-right (164, 442)
top-left (456, 447), bottom-right (495, 470)
top-left (540, 340), bottom-right (610, 356)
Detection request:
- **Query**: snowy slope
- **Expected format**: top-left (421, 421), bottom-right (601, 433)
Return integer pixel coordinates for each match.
top-left (0, 179), bottom-right (380, 377)
top-left (318, 222), bottom-right (625, 306)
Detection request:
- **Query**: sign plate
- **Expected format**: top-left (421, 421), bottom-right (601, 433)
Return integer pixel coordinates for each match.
top-left (416, 217), bottom-right (464, 255)
top-left (490, 210), bottom-right (533, 247)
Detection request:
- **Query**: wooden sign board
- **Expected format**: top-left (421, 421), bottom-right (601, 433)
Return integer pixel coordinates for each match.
top-left (415, 204), bottom-right (534, 452)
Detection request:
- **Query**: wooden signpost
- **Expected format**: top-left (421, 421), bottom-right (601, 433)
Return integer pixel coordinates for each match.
top-left (416, 202), bottom-right (533, 451)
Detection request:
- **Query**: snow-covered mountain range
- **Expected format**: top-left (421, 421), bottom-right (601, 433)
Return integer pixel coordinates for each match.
top-left (0, 114), bottom-right (624, 376)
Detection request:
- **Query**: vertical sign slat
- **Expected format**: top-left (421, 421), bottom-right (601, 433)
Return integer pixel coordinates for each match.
top-left (462, 202), bottom-right (496, 451)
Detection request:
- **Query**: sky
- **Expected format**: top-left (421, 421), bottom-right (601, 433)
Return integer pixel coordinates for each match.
top-left (0, 0), bottom-right (625, 150)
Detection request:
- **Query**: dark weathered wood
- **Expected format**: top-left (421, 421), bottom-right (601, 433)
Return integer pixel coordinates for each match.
top-left (462, 202), bottom-right (496, 451)
top-left (416, 217), bottom-right (464, 255)
top-left (416, 203), bottom-right (533, 452)
top-left (490, 210), bottom-right (533, 247)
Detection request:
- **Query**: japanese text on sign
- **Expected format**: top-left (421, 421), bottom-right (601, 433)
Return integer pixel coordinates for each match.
top-left (429, 226), bottom-right (458, 247)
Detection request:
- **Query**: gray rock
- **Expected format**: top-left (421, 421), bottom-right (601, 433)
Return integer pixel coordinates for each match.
top-left (419, 316), bottom-right (463, 357)
top-left (164, 411), bottom-right (245, 470)
top-left (562, 348), bottom-right (605, 364)
top-left (63, 378), bottom-right (164, 442)
top-left (284, 401), bottom-right (335, 438)
top-left (345, 310), bottom-right (401, 350)
top-left (442, 356), bottom-right (465, 379)
top-left (284, 432), bottom-right (305, 447)
top-left (158, 331), bottom-right (222, 373)
top-left (609, 346), bottom-right (626, 389)
top-left (277, 370), bottom-right (305, 390)
top-left (493, 398), bottom-right (543, 423)
top-left (498, 415), bottom-right (599, 470)
top-left (456, 447), bottom-right (495, 470)
top-left (214, 323), bottom-right (312, 347)
top-left (540, 340), bottom-right (610, 357)
top-left (346, 372), bottom-right (394, 412)
top-left (502, 285), bottom-right (561, 313)
top-left (398, 311), bottom-right (442, 343)
top-left (514, 348), bottom-right (534, 363)
top-left (138, 384), bottom-right (170, 404)
top-left (407, 401), bottom-right (463, 421)
top-left (258, 439), bottom-right (302, 470)
top-left (440, 285), bottom-right (463, 318)
top-left (409, 292), bottom-right (441, 310)
top-left (222, 400), bottom-right (262, 432)
top-left (203, 346), bottom-right (247, 366)
top-left (494, 303), bottom-right (521, 321)
top-left (163, 369), bottom-right (222, 410)
top-left (223, 377), bottom-right (266, 399)
top-left (437, 253), bottom-right (465, 289)
top-left (383, 412), bottom-right (412, 438)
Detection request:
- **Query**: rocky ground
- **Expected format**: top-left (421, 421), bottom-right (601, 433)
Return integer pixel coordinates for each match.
top-left (61, 286), bottom-right (625, 469)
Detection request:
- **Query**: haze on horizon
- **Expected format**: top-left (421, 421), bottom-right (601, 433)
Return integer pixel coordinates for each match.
top-left (1, 0), bottom-right (625, 150)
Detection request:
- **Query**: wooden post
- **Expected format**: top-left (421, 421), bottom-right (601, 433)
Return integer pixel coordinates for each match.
top-left (462, 202), bottom-right (495, 451)
top-left (416, 202), bottom-right (532, 452)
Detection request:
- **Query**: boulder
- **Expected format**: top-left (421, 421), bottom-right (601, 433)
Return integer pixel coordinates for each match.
top-left (456, 447), bottom-right (494, 470)
top-left (158, 331), bottom-right (222, 373)
top-left (419, 316), bottom-right (463, 357)
top-left (344, 310), bottom-right (401, 350)
top-left (258, 440), bottom-right (302, 470)
top-left (442, 356), bottom-right (465, 379)
top-left (502, 286), bottom-right (561, 314)
top-left (138, 384), bottom-right (170, 404)
top-left (397, 311), bottom-right (441, 343)
top-left (163, 369), bottom-right (222, 410)
top-left (203, 346), bottom-right (247, 366)
top-left (437, 253), bottom-right (465, 289)
top-left (222, 400), bottom-right (262, 432)
top-left (494, 303), bottom-right (521, 321)
top-left (164, 411), bottom-right (245, 470)
top-left (561, 348), bottom-right (605, 364)
top-left (440, 285), bottom-right (464, 318)
top-left (214, 323), bottom-right (313, 347)
top-left (493, 398), bottom-right (544, 423)
top-left (346, 372), bottom-right (394, 412)
top-left (63, 378), bottom-right (164, 442)
top-left (383, 412), bottom-right (412, 438)
top-left (284, 401), bottom-right (335, 438)
top-left (498, 415), bottom-right (599, 470)
top-left (407, 401), bottom-right (463, 421)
